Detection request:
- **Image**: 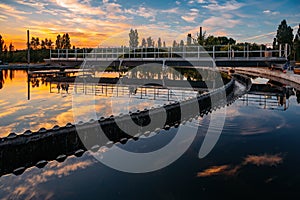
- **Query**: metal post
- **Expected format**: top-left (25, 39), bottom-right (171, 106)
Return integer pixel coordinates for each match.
top-left (279, 44), bottom-right (282, 57)
top-left (228, 45), bottom-right (230, 59)
top-left (58, 49), bottom-right (60, 59)
top-left (66, 49), bottom-right (68, 59)
top-left (247, 45), bottom-right (249, 59)
top-left (27, 71), bottom-right (30, 100)
top-left (284, 43), bottom-right (288, 59)
top-left (27, 30), bottom-right (30, 65)
top-left (50, 49), bottom-right (52, 59)
top-left (260, 45), bottom-right (262, 57)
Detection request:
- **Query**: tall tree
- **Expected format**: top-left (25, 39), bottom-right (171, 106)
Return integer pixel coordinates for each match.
top-left (163, 41), bottom-right (166, 48)
top-left (63, 33), bottom-right (71, 49)
top-left (180, 40), bottom-right (184, 46)
top-left (146, 37), bottom-right (154, 47)
top-left (41, 39), bottom-right (46, 49)
top-left (0, 35), bottom-right (4, 57)
top-left (9, 42), bottom-right (14, 61)
top-left (8, 42), bottom-right (14, 51)
top-left (173, 40), bottom-right (178, 47)
top-left (272, 38), bottom-right (277, 49)
top-left (196, 30), bottom-right (206, 45)
top-left (294, 24), bottom-right (300, 61)
top-left (47, 39), bottom-right (53, 49)
top-left (276, 19), bottom-right (294, 46)
top-left (30, 37), bottom-right (40, 50)
top-left (56, 34), bottom-right (61, 49)
top-left (157, 38), bottom-right (162, 48)
top-left (129, 29), bottom-right (139, 48)
top-left (141, 38), bottom-right (147, 48)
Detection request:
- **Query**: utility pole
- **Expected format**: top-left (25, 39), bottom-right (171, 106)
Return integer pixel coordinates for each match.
top-left (27, 30), bottom-right (30, 65)
top-left (27, 30), bottom-right (30, 100)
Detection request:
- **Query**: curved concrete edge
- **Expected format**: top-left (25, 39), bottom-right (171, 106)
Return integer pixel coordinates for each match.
top-left (0, 75), bottom-right (251, 177)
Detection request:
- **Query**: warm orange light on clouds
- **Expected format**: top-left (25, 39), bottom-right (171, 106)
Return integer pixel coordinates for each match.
top-left (0, 0), bottom-right (299, 49)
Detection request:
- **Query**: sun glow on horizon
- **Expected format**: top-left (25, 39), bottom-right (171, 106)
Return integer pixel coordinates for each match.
top-left (0, 0), bottom-right (299, 50)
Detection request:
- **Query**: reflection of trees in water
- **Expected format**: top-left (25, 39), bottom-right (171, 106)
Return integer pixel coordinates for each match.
top-left (296, 91), bottom-right (300, 104)
top-left (0, 70), bottom-right (17, 89)
top-left (9, 70), bottom-right (14, 80)
top-left (0, 70), bottom-right (3, 89)
top-left (30, 77), bottom-right (48, 88)
top-left (31, 78), bottom-right (40, 88)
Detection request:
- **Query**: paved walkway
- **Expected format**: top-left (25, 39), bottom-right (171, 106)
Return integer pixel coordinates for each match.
top-left (220, 67), bottom-right (300, 91)
top-left (222, 67), bottom-right (300, 84)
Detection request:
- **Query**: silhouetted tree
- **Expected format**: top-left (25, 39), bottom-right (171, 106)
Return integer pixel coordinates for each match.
top-left (146, 37), bottom-right (154, 47)
top-left (0, 35), bottom-right (4, 57)
top-left (276, 19), bottom-right (294, 46)
top-left (56, 34), bottom-right (61, 49)
top-left (30, 37), bottom-right (40, 50)
top-left (180, 40), bottom-right (184, 46)
top-left (55, 34), bottom-right (71, 49)
top-left (196, 30), bottom-right (206, 45)
top-left (272, 38), bottom-right (277, 49)
top-left (9, 42), bottom-right (14, 61)
top-left (41, 39), bottom-right (46, 49)
top-left (63, 33), bottom-right (71, 49)
top-left (129, 29), bottom-right (139, 48)
top-left (163, 41), bottom-right (166, 48)
top-left (47, 39), bottom-right (53, 49)
top-left (157, 38), bottom-right (162, 48)
top-left (141, 38), bottom-right (147, 48)
top-left (294, 24), bottom-right (300, 61)
top-left (173, 40), bottom-right (178, 47)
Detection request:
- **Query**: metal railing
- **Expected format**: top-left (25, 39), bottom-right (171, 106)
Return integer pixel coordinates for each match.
top-left (50, 44), bottom-right (290, 61)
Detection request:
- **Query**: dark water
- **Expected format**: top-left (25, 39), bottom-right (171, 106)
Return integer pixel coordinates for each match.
top-left (1, 70), bottom-right (300, 199)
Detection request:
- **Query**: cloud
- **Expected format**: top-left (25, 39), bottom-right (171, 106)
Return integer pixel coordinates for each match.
top-left (202, 0), bottom-right (244, 11)
top-left (197, 153), bottom-right (283, 178)
top-left (15, 0), bottom-right (48, 10)
top-left (243, 154), bottom-right (283, 166)
top-left (53, 0), bottom-right (105, 15)
top-left (263, 10), bottom-right (280, 15)
top-left (125, 6), bottom-right (157, 22)
top-left (161, 8), bottom-right (179, 14)
top-left (181, 8), bottom-right (199, 23)
top-left (202, 16), bottom-right (241, 29)
top-left (175, 1), bottom-right (181, 5)
top-left (0, 157), bottom-right (94, 200)
top-left (0, 3), bottom-right (32, 20)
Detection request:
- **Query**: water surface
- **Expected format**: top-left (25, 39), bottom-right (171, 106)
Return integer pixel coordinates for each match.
top-left (1, 70), bottom-right (300, 199)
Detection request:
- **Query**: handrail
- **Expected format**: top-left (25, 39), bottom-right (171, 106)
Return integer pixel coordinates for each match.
top-left (49, 45), bottom-right (290, 61)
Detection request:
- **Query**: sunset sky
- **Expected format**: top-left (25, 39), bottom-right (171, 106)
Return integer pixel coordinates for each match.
top-left (0, 0), bottom-right (299, 49)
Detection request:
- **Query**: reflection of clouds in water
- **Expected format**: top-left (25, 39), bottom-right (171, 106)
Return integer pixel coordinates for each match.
top-left (221, 104), bottom-right (287, 136)
top-left (197, 165), bottom-right (240, 177)
top-left (197, 153), bottom-right (283, 177)
top-left (0, 155), bottom-right (94, 200)
top-left (243, 154), bottom-right (283, 166)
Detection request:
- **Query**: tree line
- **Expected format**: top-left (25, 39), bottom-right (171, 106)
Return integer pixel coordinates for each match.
top-left (0, 33), bottom-right (73, 63)
top-left (1, 20), bottom-right (300, 64)
top-left (128, 20), bottom-right (300, 61)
